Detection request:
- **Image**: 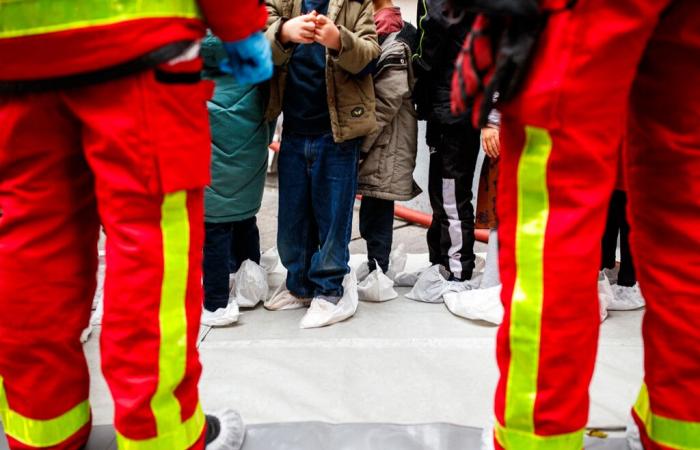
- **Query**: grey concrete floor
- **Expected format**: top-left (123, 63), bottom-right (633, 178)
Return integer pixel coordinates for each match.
top-left (0, 174), bottom-right (643, 450)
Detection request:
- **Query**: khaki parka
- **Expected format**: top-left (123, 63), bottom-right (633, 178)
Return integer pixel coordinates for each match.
top-left (264, 0), bottom-right (380, 142)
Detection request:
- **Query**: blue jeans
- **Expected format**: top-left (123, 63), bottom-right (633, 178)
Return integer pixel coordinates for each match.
top-left (203, 217), bottom-right (260, 311)
top-left (277, 132), bottom-right (360, 300)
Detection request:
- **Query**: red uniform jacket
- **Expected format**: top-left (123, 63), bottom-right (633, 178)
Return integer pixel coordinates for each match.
top-left (0, 0), bottom-right (267, 81)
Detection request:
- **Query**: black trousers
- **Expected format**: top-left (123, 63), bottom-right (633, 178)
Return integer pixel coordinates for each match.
top-left (203, 216), bottom-right (261, 311)
top-left (359, 196), bottom-right (395, 273)
top-left (601, 190), bottom-right (636, 287)
top-left (426, 122), bottom-right (481, 281)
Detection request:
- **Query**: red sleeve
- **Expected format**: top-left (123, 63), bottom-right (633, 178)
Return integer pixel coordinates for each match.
top-left (198, 0), bottom-right (268, 42)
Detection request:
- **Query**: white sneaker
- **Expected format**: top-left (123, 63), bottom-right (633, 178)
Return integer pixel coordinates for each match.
top-left (264, 283), bottom-right (311, 311)
top-left (201, 302), bottom-right (240, 327)
top-left (300, 272), bottom-right (358, 329)
top-left (610, 283), bottom-right (645, 311)
top-left (205, 409), bottom-right (246, 450)
top-left (598, 271), bottom-right (614, 322)
top-left (358, 264), bottom-right (398, 302)
top-left (444, 284), bottom-right (503, 325)
top-left (406, 265), bottom-right (470, 303)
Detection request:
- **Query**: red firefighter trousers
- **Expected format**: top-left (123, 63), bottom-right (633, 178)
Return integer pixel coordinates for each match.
top-left (0, 68), bottom-right (213, 449)
top-left (494, 0), bottom-right (700, 448)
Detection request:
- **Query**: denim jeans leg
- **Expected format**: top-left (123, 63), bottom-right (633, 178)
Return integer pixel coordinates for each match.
top-left (278, 133), bottom-right (317, 298)
top-left (203, 221), bottom-right (233, 311)
top-left (308, 134), bottom-right (360, 299)
top-left (359, 196), bottom-right (395, 273)
top-left (230, 216), bottom-right (261, 272)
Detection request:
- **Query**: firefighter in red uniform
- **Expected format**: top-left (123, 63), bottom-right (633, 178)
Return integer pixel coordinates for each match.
top-left (0, 1), bottom-right (271, 449)
top-left (453, 0), bottom-right (700, 448)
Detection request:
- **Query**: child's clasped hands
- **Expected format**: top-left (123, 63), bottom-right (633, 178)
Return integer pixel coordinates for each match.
top-left (279, 10), bottom-right (341, 51)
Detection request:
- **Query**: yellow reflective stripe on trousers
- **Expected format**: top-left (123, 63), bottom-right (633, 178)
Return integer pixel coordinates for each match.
top-left (115, 191), bottom-right (203, 449)
top-left (116, 404), bottom-right (205, 450)
top-left (634, 384), bottom-right (700, 449)
top-left (501, 126), bottom-right (579, 449)
top-left (495, 422), bottom-right (584, 450)
top-left (0, 375), bottom-right (90, 447)
top-left (0, 0), bottom-right (201, 39)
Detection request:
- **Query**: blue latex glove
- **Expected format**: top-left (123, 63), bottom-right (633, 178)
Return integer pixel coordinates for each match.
top-left (220, 32), bottom-right (273, 85)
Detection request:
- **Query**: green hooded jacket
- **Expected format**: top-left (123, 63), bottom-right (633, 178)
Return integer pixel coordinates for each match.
top-left (201, 35), bottom-right (273, 223)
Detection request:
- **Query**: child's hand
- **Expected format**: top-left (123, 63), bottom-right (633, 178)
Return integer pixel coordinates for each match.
top-left (481, 127), bottom-right (500, 159)
top-left (280, 13), bottom-right (317, 45)
top-left (314, 14), bottom-right (341, 51)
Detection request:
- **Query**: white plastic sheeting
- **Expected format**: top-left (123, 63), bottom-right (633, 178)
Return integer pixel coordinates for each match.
top-left (233, 260), bottom-right (269, 308)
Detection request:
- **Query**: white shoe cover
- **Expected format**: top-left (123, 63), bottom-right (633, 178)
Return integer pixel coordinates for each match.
top-left (386, 243), bottom-right (408, 280)
top-left (264, 283), bottom-right (311, 311)
top-left (233, 260), bottom-right (269, 308)
top-left (356, 262), bottom-right (371, 283)
top-left (479, 420), bottom-right (496, 450)
top-left (300, 272), bottom-right (358, 329)
top-left (598, 271), bottom-right (614, 322)
top-left (201, 302), bottom-right (240, 327)
top-left (358, 265), bottom-right (398, 302)
top-left (609, 283), bottom-right (645, 311)
top-left (444, 284), bottom-right (503, 325)
top-left (406, 265), bottom-right (469, 303)
top-left (260, 247), bottom-right (281, 273)
top-left (603, 267), bottom-right (619, 285)
top-left (393, 252), bottom-right (432, 287)
top-left (625, 416), bottom-right (644, 450)
top-left (206, 409), bottom-right (246, 450)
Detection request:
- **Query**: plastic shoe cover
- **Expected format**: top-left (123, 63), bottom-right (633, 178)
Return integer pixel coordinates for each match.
top-left (205, 409), bottom-right (246, 450)
top-left (479, 420), bottom-right (496, 450)
top-left (233, 260), bottom-right (269, 308)
top-left (356, 262), bottom-right (371, 283)
top-left (394, 253), bottom-right (435, 287)
top-left (260, 247), bottom-right (281, 273)
top-left (358, 264), bottom-right (398, 302)
top-left (406, 265), bottom-right (470, 303)
top-left (386, 243), bottom-right (408, 280)
top-left (300, 272), bottom-right (359, 329)
top-left (603, 267), bottom-right (619, 285)
top-left (609, 283), bottom-right (645, 311)
top-left (264, 283), bottom-right (311, 311)
top-left (473, 253), bottom-right (486, 276)
top-left (598, 271), bottom-right (614, 322)
top-left (625, 416), bottom-right (644, 450)
top-left (201, 302), bottom-right (240, 327)
top-left (444, 284), bottom-right (503, 325)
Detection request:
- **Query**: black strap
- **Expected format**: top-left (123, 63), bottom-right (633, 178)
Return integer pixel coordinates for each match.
top-left (0, 40), bottom-right (194, 94)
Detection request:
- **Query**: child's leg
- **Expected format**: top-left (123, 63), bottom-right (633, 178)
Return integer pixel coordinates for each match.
top-left (426, 123), bottom-right (481, 281)
top-left (309, 134), bottom-right (360, 300)
top-left (601, 190), bottom-right (622, 270)
top-left (481, 228), bottom-right (501, 289)
top-left (204, 222), bottom-right (234, 311)
top-left (278, 133), bottom-right (318, 298)
top-left (359, 196), bottom-right (395, 273)
top-left (616, 191), bottom-right (637, 287)
top-left (231, 216), bottom-right (262, 271)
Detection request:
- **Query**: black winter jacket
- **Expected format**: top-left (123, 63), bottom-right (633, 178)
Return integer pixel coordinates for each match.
top-left (412, 0), bottom-right (475, 125)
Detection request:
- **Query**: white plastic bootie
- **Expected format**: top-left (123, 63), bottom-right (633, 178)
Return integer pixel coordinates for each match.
top-left (603, 267), bottom-right (619, 285)
top-left (444, 284), bottom-right (503, 325)
top-left (626, 415), bottom-right (644, 450)
top-left (260, 247), bottom-right (281, 273)
top-left (201, 302), bottom-right (240, 327)
top-left (264, 283), bottom-right (311, 311)
top-left (205, 409), bottom-right (246, 450)
top-left (609, 283), bottom-right (645, 311)
top-left (300, 272), bottom-right (358, 329)
top-left (406, 265), bottom-right (469, 303)
top-left (356, 262), bottom-right (371, 283)
top-left (386, 243), bottom-right (408, 280)
top-left (233, 260), bottom-right (269, 308)
top-left (598, 271), bottom-right (614, 322)
top-left (358, 263), bottom-right (398, 302)
top-left (479, 419), bottom-right (496, 450)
